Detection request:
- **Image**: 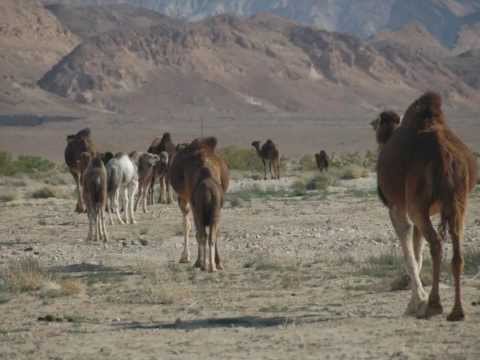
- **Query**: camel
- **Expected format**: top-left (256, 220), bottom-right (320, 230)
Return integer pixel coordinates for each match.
top-left (151, 151), bottom-right (170, 206)
top-left (133, 152), bottom-right (161, 213)
top-left (370, 111), bottom-right (401, 150)
top-left (376, 92), bottom-right (477, 321)
top-left (64, 128), bottom-right (95, 212)
top-left (315, 150), bottom-right (329, 172)
top-left (106, 152), bottom-right (139, 225)
top-left (251, 139), bottom-right (280, 180)
top-left (148, 132), bottom-right (176, 203)
top-left (169, 137), bottom-right (229, 270)
top-left (79, 152), bottom-right (108, 243)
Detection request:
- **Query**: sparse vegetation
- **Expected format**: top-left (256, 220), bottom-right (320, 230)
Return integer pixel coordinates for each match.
top-left (2, 257), bottom-right (48, 292)
top-left (339, 165), bottom-right (369, 180)
top-left (0, 151), bottom-right (55, 176)
top-left (219, 146), bottom-right (263, 171)
top-left (30, 186), bottom-right (57, 199)
top-left (299, 154), bottom-right (317, 171)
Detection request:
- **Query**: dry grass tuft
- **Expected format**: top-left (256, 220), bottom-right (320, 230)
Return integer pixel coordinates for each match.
top-left (30, 186), bottom-right (57, 199)
top-left (2, 257), bottom-right (47, 292)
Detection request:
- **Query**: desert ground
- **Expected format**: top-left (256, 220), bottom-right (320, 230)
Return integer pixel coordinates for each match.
top-left (1, 163), bottom-right (480, 360)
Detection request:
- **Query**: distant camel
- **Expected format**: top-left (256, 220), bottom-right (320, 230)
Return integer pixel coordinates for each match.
top-left (133, 152), bottom-right (161, 213)
top-left (377, 92), bottom-right (477, 321)
top-left (65, 128), bottom-right (95, 213)
top-left (106, 152), bottom-right (139, 225)
top-left (169, 137), bottom-right (229, 270)
top-left (315, 150), bottom-right (329, 172)
top-left (370, 111), bottom-right (401, 150)
top-left (80, 152), bottom-right (108, 243)
top-left (148, 132), bottom-right (176, 203)
top-left (251, 139), bottom-right (280, 180)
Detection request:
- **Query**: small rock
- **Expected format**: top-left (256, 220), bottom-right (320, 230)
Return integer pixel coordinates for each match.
top-left (139, 239), bottom-right (148, 246)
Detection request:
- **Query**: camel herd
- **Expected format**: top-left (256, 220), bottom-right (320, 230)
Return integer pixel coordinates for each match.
top-left (64, 91), bottom-right (477, 321)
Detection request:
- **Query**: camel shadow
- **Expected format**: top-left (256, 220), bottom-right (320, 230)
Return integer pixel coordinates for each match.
top-left (115, 314), bottom-right (343, 331)
top-left (49, 263), bottom-right (134, 284)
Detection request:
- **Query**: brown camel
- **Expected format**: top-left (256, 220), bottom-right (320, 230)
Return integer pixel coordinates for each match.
top-left (377, 92), bottom-right (477, 321)
top-left (169, 137), bottom-right (229, 270)
top-left (251, 139), bottom-right (280, 180)
top-left (65, 128), bottom-right (95, 212)
top-left (315, 150), bottom-right (329, 172)
top-left (370, 111), bottom-right (401, 150)
top-left (148, 132), bottom-right (176, 203)
top-left (79, 152), bottom-right (108, 243)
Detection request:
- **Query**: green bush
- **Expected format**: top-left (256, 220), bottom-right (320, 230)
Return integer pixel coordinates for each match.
top-left (219, 146), bottom-right (263, 171)
top-left (306, 173), bottom-right (337, 191)
top-left (299, 154), bottom-right (317, 171)
top-left (0, 151), bottom-right (55, 176)
top-left (340, 165), bottom-right (369, 180)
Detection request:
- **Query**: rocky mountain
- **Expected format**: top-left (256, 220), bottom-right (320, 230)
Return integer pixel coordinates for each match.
top-left (40, 0), bottom-right (480, 46)
top-left (37, 13), bottom-right (478, 117)
top-left (45, 3), bottom-right (180, 39)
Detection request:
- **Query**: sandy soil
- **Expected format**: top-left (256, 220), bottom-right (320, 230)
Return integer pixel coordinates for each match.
top-left (1, 173), bottom-right (480, 360)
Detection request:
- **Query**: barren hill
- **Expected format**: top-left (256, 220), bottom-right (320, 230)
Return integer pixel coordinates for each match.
top-left (41, 0), bottom-right (480, 46)
top-left (38, 13), bottom-right (478, 118)
top-left (45, 3), bottom-right (180, 39)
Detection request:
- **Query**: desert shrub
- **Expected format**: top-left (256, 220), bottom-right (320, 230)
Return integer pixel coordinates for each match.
top-left (306, 173), bottom-right (337, 191)
top-left (0, 151), bottom-right (55, 176)
top-left (30, 186), bottom-right (57, 199)
top-left (219, 146), bottom-right (263, 171)
top-left (0, 192), bottom-right (17, 202)
top-left (290, 180), bottom-right (307, 196)
top-left (1, 257), bottom-right (47, 292)
top-left (299, 154), bottom-right (317, 171)
top-left (339, 165), bottom-right (369, 180)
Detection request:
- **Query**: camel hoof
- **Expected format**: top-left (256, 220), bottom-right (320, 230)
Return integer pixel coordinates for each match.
top-left (416, 301), bottom-right (443, 319)
top-left (179, 253), bottom-right (190, 264)
top-left (208, 266), bottom-right (217, 273)
top-left (216, 262), bottom-right (224, 270)
top-left (447, 308), bottom-right (465, 322)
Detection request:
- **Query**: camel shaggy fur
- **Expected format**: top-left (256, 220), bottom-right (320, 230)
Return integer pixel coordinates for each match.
top-left (106, 152), bottom-right (139, 225)
top-left (169, 137), bottom-right (229, 270)
top-left (80, 152), bottom-right (108, 243)
top-left (65, 128), bottom-right (95, 212)
top-left (251, 139), bottom-right (280, 180)
top-left (377, 92), bottom-right (477, 321)
top-left (150, 151), bottom-right (170, 206)
top-left (315, 150), bottom-right (329, 172)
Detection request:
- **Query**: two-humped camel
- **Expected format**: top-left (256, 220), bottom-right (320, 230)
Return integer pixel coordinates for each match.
top-left (65, 128), bottom-right (95, 212)
top-left (169, 137), bottom-right (229, 271)
top-left (148, 132), bottom-right (176, 203)
top-left (376, 92), bottom-right (477, 321)
top-left (252, 140), bottom-right (280, 180)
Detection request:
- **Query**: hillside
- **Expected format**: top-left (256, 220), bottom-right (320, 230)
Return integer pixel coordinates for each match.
top-left (40, 0), bottom-right (480, 46)
top-left (45, 3), bottom-right (180, 39)
top-left (37, 13), bottom-right (477, 118)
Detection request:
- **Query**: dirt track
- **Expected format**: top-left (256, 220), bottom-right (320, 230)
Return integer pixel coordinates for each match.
top-left (1, 175), bottom-right (480, 359)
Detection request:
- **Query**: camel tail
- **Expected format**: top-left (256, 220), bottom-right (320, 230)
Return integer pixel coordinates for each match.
top-left (193, 178), bottom-right (222, 227)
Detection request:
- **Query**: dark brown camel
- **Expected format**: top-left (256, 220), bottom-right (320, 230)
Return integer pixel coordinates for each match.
top-left (377, 92), bottom-right (477, 321)
top-left (65, 128), bottom-right (95, 212)
top-left (148, 132), bottom-right (176, 204)
top-left (251, 139), bottom-right (280, 180)
top-left (169, 137), bottom-right (229, 270)
top-left (315, 150), bottom-right (329, 172)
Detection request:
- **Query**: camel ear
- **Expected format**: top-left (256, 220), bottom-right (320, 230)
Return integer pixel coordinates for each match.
top-left (192, 137), bottom-right (218, 151)
top-left (66, 134), bottom-right (75, 142)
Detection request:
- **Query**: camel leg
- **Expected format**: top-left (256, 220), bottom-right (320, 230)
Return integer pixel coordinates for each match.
top-left (128, 180), bottom-right (138, 224)
top-left (178, 199), bottom-right (191, 263)
top-left (208, 223), bottom-right (218, 272)
top-left (166, 179), bottom-right (172, 204)
top-left (447, 205), bottom-right (466, 321)
top-left (107, 196), bottom-right (115, 225)
top-left (142, 184), bottom-right (148, 213)
top-left (100, 207), bottom-right (108, 243)
top-left (158, 176), bottom-right (164, 204)
top-left (86, 209), bottom-right (93, 242)
top-left (413, 226), bottom-right (425, 274)
top-left (389, 208), bottom-right (427, 316)
top-left (114, 189), bottom-right (125, 225)
top-left (268, 161), bottom-right (273, 180)
top-left (95, 209), bottom-right (101, 242)
top-left (134, 185), bottom-right (142, 212)
top-left (412, 211), bottom-right (444, 318)
top-left (215, 227), bottom-right (223, 270)
top-left (275, 160), bottom-right (280, 179)
top-left (262, 159), bottom-right (267, 180)
top-left (75, 174), bottom-right (85, 213)
top-left (122, 187), bottom-right (129, 224)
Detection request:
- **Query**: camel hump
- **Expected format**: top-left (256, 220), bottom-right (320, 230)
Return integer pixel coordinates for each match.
top-left (265, 139), bottom-right (274, 145)
top-left (191, 137), bottom-right (218, 152)
top-left (402, 92), bottom-right (444, 130)
top-left (76, 128), bottom-right (91, 139)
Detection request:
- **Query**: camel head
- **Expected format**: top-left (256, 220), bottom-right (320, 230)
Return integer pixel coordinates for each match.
top-left (401, 91), bottom-right (444, 131)
top-left (251, 140), bottom-right (261, 150)
top-left (372, 111), bottom-right (401, 145)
